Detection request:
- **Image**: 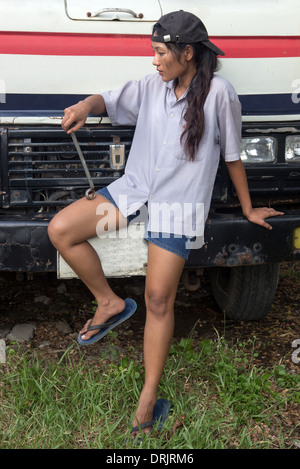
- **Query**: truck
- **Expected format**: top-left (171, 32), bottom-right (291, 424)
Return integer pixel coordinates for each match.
top-left (0, 0), bottom-right (300, 321)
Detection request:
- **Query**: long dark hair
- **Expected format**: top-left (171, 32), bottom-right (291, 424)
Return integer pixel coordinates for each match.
top-left (153, 25), bottom-right (220, 161)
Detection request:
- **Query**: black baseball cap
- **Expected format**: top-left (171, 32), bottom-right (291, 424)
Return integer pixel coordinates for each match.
top-left (151, 10), bottom-right (225, 56)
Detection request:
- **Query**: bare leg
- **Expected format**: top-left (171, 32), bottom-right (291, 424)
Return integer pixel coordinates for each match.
top-left (48, 194), bottom-right (128, 340)
top-left (132, 242), bottom-right (185, 434)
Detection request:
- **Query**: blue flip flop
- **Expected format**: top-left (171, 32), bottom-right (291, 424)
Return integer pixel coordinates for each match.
top-left (77, 298), bottom-right (137, 345)
top-left (130, 398), bottom-right (171, 437)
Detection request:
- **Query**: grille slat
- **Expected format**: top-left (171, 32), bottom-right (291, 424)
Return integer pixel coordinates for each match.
top-left (8, 157), bottom-right (111, 164)
top-left (8, 140), bottom-right (132, 148)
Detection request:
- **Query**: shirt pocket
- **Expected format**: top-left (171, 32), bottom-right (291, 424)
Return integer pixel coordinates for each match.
top-left (174, 127), bottom-right (220, 162)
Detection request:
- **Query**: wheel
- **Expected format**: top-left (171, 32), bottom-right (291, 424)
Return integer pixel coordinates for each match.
top-left (208, 263), bottom-right (280, 321)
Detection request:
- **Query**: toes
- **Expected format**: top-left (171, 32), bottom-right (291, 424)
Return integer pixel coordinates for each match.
top-left (80, 319), bottom-right (91, 334)
top-left (80, 319), bottom-right (94, 338)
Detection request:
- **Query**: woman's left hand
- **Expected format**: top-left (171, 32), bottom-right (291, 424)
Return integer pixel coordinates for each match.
top-left (245, 207), bottom-right (284, 230)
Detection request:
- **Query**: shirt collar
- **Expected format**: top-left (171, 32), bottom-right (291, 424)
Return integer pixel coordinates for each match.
top-left (165, 79), bottom-right (190, 102)
top-left (165, 79), bottom-right (174, 90)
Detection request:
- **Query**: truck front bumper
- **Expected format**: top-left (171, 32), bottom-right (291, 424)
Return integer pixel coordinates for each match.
top-left (188, 207), bottom-right (300, 267)
top-left (0, 208), bottom-right (299, 273)
top-left (0, 216), bottom-right (55, 272)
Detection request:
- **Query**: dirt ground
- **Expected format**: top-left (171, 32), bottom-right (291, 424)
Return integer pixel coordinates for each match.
top-left (0, 262), bottom-right (299, 371)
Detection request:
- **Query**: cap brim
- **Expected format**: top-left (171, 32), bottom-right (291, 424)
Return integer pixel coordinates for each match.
top-left (203, 40), bottom-right (225, 56)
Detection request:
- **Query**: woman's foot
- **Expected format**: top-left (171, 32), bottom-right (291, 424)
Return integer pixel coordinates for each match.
top-left (131, 392), bottom-right (157, 437)
top-left (79, 296), bottom-right (126, 341)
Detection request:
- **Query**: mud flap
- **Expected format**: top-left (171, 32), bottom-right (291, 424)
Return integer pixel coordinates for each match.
top-left (57, 223), bottom-right (148, 279)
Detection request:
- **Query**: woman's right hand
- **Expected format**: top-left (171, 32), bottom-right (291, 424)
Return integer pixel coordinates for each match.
top-left (61, 100), bottom-right (91, 134)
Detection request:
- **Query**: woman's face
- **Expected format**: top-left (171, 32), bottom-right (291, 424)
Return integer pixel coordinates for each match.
top-left (152, 42), bottom-right (190, 82)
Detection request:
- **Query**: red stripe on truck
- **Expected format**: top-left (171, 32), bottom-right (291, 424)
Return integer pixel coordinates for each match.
top-left (0, 32), bottom-right (299, 58)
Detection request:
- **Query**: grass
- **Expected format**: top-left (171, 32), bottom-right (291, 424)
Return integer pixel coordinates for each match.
top-left (0, 336), bottom-right (299, 449)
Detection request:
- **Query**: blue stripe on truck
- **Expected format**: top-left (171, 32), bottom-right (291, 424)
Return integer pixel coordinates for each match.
top-left (0, 93), bottom-right (299, 117)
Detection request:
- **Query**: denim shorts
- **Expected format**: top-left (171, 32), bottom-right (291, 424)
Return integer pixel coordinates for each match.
top-left (96, 186), bottom-right (195, 260)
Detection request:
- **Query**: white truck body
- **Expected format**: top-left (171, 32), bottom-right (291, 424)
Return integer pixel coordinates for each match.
top-left (0, 0), bottom-right (299, 125)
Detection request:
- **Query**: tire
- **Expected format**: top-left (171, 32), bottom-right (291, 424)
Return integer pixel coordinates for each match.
top-left (208, 263), bottom-right (280, 321)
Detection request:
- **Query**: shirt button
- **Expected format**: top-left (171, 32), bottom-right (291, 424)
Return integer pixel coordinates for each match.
top-left (163, 140), bottom-right (167, 145)
top-left (149, 194), bottom-right (154, 199)
top-left (155, 167), bottom-right (160, 172)
top-left (170, 113), bottom-right (174, 118)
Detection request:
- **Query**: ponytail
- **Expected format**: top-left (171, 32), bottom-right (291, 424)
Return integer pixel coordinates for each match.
top-left (180, 43), bottom-right (220, 161)
top-left (152, 24), bottom-right (220, 161)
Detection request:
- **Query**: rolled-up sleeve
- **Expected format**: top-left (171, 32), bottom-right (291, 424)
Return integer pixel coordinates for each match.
top-left (102, 78), bottom-right (145, 126)
top-left (218, 89), bottom-right (242, 162)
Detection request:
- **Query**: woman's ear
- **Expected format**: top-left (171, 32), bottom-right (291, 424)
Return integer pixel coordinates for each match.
top-left (184, 45), bottom-right (194, 62)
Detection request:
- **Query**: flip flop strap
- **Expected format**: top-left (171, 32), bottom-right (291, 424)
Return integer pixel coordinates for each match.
top-left (81, 317), bottom-right (118, 335)
top-left (87, 319), bottom-right (116, 331)
top-left (130, 419), bottom-right (156, 434)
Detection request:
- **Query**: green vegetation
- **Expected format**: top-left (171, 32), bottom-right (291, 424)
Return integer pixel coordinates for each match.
top-left (0, 336), bottom-right (299, 449)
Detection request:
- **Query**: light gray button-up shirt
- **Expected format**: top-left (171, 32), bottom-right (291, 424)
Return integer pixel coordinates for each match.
top-left (102, 73), bottom-right (241, 237)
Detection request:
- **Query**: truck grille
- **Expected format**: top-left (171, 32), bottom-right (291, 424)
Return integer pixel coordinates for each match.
top-left (4, 126), bottom-right (134, 211)
top-left (2, 124), bottom-right (300, 213)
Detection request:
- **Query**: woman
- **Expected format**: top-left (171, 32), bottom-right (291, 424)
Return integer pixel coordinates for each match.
top-left (48, 11), bottom-right (282, 437)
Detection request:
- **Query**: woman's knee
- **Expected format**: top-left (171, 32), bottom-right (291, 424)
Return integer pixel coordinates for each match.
top-left (145, 288), bottom-right (173, 317)
top-left (47, 214), bottom-right (69, 248)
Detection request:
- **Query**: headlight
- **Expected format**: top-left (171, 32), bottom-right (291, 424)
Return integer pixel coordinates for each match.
top-left (285, 136), bottom-right (300, 161)
top-left (240, 137), bottom-right (276, 163)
